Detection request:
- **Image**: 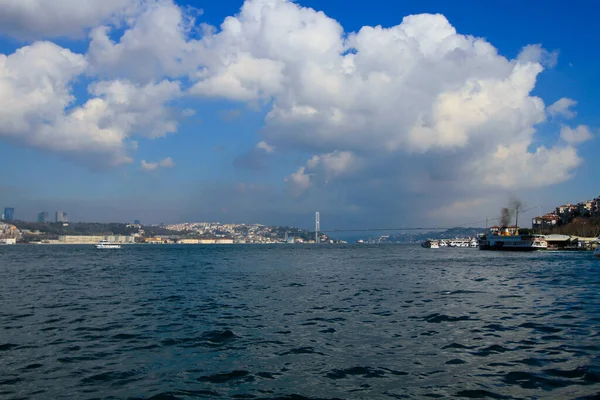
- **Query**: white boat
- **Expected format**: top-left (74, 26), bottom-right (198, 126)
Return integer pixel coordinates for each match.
top-left (95, 240), bottom-right (121, 249)
top-left (421, 239), bottom-right (439, 249)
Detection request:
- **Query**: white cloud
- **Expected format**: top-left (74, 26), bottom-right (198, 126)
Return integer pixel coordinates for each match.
top-left (140, 157), bottom-right (175, 171)
top-left (471, 142), bottom-right (582, 189)
top-left (182, 108), bottom-right (196, 117)
top-left (0, 0), bottom-right (144, 40)
top-left (0, 42), bottom-right (181, 167)
top-left (84, 0), bottom-right (590, 215)
top-left (188, 1), bottom-right (582, 200)
top-left (0, 0), bottom-right (594, 226)
top-left (517, 44), bottom-right (558, 68)
top-left (190, 53), bottom-right (285, 100)
top-left (87, 0), bottom-right (203, 82)
top-left (547, 97), bottom-right (577, 119)
top-left (284, 167), bottom-right (312, 198)
top-left (560, 125), bottom-right (593, 145)
top-left (285, 150), bottom-right (360, 193)
top-left (256, 141), bottom-right (275, 153)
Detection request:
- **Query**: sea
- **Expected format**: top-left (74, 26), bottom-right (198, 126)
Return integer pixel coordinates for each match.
top-left (1, 244), bottom-right (599, 399)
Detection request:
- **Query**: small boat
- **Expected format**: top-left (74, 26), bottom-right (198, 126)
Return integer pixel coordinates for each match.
top-left (95, 240), bottom-right (121, 249)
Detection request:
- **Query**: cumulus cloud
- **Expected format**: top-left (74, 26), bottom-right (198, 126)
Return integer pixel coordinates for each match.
top-left (517, 44), bottom-right (559, 68)
top-left (560, 125), bottom-right (594, 145)
top-left (548, 97), bottom-right (577, 119)
top-left (187, 1), bottom-right (584, 203)
top-left (140, 157), bottom-right (175, 171)
top-left (0, 42), bottom-right (181, 167)
top-left (284, 167), bottom-right (312, 198)
top-left (0, 0), bottom-right (144, 40)
top-left (286, 150), bottom-right (361, 193)
top-left (87, 0), bottom-right (204, 82)
top-left (0, 0), bottom-right (595, 226)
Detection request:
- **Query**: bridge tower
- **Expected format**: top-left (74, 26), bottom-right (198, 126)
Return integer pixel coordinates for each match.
top-left (315, 212), bottom-right (320, 243)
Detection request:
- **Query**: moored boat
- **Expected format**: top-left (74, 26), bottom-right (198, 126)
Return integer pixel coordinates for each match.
top-left (478, 227), bottom-right (547, 251)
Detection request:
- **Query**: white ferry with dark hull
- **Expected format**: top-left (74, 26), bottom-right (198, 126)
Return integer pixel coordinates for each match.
top-left (478, 230), bottom-right (547, 251)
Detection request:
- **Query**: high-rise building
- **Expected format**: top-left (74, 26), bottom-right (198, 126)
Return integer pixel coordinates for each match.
top-left (55, 211), bottom-right (68, 223)
top-left (3, 207), bottom-right (14, 221)
top-left (37, 211), bottom-right (49, 223)
top-left (134, 220), bottom-right (141, 225)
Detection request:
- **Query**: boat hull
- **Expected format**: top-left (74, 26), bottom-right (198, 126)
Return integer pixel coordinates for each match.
top-left (479, 243), bottom-right (544, 251)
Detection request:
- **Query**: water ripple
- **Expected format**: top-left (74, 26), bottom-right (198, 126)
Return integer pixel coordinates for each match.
top-left (0, 244), bottom-right (599, 399)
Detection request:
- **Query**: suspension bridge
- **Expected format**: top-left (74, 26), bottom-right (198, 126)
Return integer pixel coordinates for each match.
top-left (314, 205), bottom-right (542, 235)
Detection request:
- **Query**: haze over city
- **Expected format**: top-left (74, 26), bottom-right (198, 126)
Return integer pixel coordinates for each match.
top-left (0, 0), bottom-right (598, 230)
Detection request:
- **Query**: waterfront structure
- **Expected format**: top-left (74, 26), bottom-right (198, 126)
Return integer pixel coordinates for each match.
top-left (3, 207), bottom-right (14, 221)
top-left (58, 235), bottom-right (135, 244)
top-left (37, 211), bottom-right (49, 223)
top-left (178, 238), bottom-right (200, 244)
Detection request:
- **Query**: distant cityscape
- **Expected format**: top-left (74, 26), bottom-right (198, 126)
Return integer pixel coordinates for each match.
top-left (1, 193), bottom-right (598, 245)
top-left (1, 207), bottom-right (68, 223)
top-left (0, 207), bottom-right (335, 245)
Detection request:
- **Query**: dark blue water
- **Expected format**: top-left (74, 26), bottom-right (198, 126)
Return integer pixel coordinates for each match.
top-left (1, 244), bottom-right (599, 399)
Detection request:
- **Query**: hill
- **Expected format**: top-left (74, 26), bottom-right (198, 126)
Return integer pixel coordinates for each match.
top-left (364, 227), bottom-right (487, 244)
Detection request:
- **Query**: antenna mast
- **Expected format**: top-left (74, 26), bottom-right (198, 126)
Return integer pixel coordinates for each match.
top-left (515, 204), bottom-right (519, 235)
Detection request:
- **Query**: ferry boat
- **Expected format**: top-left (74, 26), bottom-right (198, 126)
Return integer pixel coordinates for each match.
top-left (95, 240), bottom-right (121, 249)
top-left (421, 239), bottom-right (440, 249)
top-left (478, 227), bottom-right (547, 251)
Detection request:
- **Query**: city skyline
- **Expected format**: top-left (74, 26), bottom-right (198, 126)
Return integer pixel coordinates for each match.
top-left (0, 0), bottom-right (598, 231)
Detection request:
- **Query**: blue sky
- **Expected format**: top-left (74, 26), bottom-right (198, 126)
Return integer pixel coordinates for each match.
top-left (0, 0), bottom-right (597, 229)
